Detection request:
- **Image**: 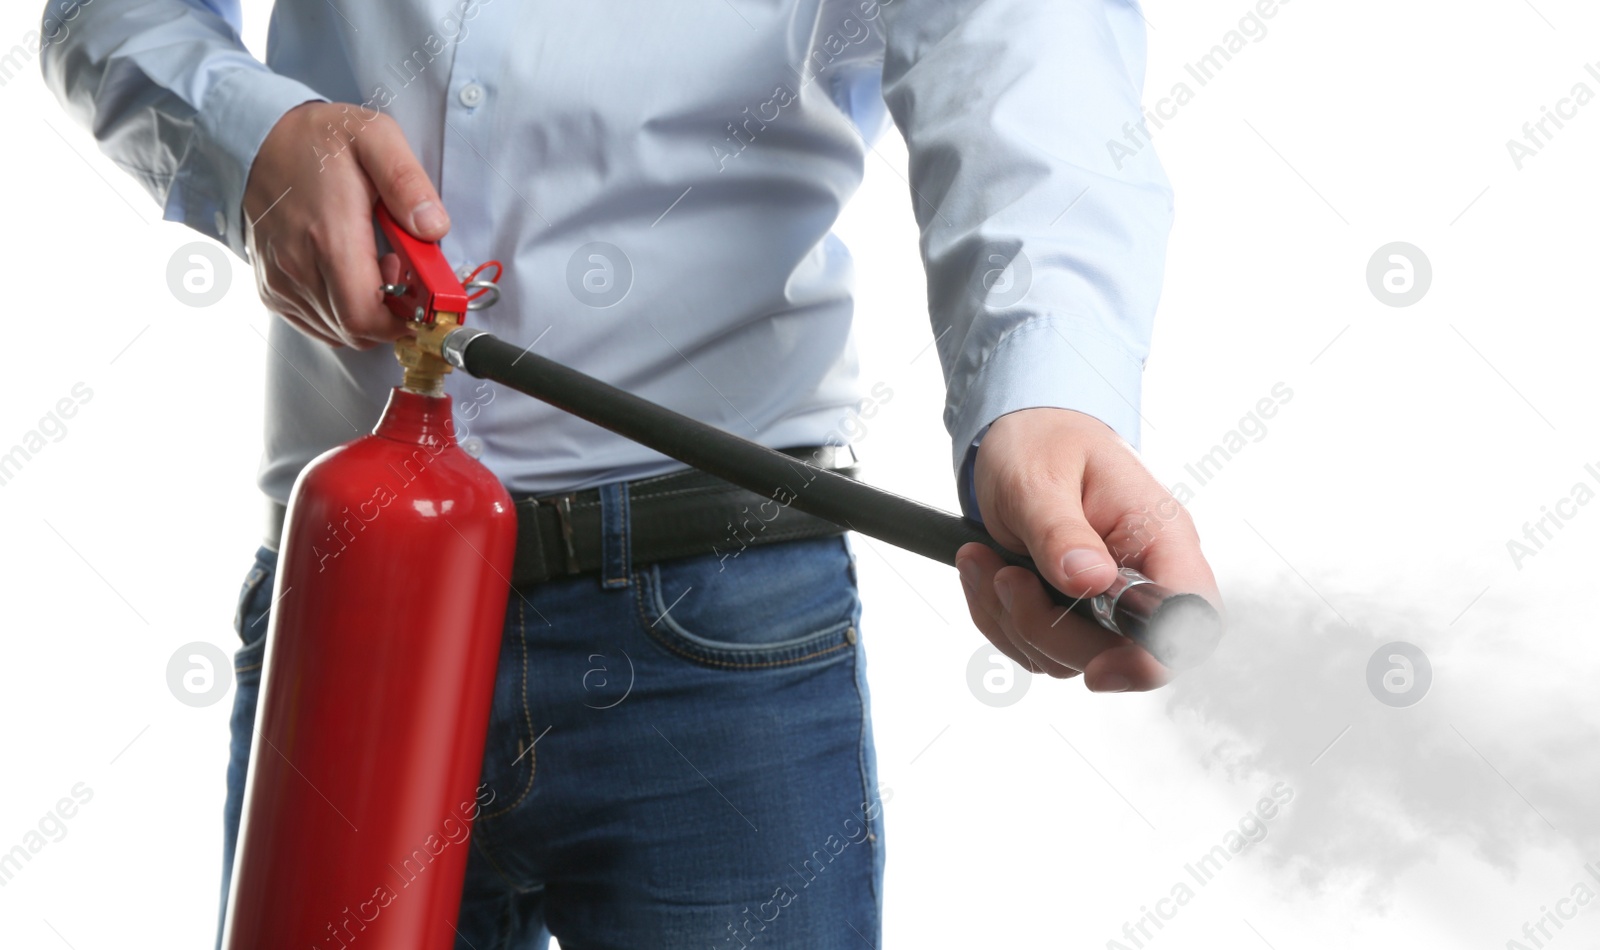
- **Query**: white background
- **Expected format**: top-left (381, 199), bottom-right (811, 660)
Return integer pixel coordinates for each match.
top-left (5, 1), bottom-right (1600, 948)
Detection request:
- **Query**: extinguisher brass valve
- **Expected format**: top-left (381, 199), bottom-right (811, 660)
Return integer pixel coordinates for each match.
top-left (395, 311), bottom-right (461, 396)
top-left (374, 204), bottom-right (502, 397)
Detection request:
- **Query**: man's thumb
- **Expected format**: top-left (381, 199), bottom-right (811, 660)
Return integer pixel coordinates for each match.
top-left (355, 115), bottom-right (449, 240)
top-left (1004, 486), bottom-right (1117, 601)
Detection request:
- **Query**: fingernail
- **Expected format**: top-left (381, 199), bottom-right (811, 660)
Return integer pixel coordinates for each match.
top-left (995, 577), bottom-right (1014, 613)
top-left (1062, 548), bottom-right (1109, 581)
top-left (411, 201), bottom-right (447, 235)
top-left (957, 558), bottom-right (978, 594)
top-left (1092, 674), bottom-right (1130, 693)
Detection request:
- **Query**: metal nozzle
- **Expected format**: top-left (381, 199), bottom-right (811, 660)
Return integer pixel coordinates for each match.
top-left (1087, 568), bottom-right (1222, 670)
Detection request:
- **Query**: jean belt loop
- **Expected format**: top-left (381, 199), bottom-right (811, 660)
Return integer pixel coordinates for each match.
top-left (598, 481), bottom-right (632, 589)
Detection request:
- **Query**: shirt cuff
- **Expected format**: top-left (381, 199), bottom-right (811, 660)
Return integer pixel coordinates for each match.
top-left (176, 69), bottom-right (325, 258)
top-left (956, 422), bottom-right (992, 523)
top-left (949, 316), bottom-right (1145, 513)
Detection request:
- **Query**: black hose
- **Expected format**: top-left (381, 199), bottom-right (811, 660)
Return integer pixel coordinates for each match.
top-left (448, 329), bottom-right (1220, 671)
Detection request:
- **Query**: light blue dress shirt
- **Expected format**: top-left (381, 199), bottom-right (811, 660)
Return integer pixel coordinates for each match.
top-left (43, 0), bottom-right (1172, 513)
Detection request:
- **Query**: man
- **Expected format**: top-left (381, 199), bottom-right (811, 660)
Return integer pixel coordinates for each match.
top-left (44, 0), bottom-right (1220, 946)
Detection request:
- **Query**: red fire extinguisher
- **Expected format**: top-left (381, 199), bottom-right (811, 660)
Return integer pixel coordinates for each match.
top-left (219, 205), bottom-right (1223, 950)
top-left (220, 210), bottom-right (514, 950)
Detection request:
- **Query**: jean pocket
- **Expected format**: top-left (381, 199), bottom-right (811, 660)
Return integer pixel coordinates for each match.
top-left (635, 534), bottom-right (860, 670)
top-left (233, 547), bottom-right (278, 675)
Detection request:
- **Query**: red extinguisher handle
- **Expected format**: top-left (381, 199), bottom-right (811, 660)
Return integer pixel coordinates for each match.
top-left (376, 204), bottom-right (472, 324)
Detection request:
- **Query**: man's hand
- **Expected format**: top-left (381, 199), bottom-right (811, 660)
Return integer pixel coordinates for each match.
top-left (956, 408), bottom-right (1222, 693)
top-left (242, 102), bottom-right (450, 348)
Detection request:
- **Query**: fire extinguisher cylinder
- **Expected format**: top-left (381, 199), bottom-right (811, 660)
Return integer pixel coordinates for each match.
top-left (220, 387), bottom-right (517, 950)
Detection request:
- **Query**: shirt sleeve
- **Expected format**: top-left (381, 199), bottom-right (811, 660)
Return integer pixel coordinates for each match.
top-left (39, 0), bottom-right (325, 258)
top-left (955, 422), bottom-right (991, 523)
top-left (878, 0), bottom-right (1174, 509)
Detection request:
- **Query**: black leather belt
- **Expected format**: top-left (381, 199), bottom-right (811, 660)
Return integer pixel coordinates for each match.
top-left (508, 445), bottom-right (855, 588)
top-left (264, 445), bottom-right (856, 588)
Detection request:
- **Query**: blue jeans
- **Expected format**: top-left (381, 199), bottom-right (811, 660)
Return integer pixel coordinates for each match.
top-left (221, 513), bottom-right (884, 950)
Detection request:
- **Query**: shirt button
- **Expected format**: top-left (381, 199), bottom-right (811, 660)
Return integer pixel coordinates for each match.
top-left (458, 83), bottom-right (485, 108)
top-left (462, 437), bottom-right (484, 458)
top-left (214, 210), bottom-right (227, 236)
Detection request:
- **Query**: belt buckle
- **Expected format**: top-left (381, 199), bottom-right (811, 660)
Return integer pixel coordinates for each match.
top-left (541, 492), bottom-right (583, 575)
top-left (809, 443), bottom-right (857, 472)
